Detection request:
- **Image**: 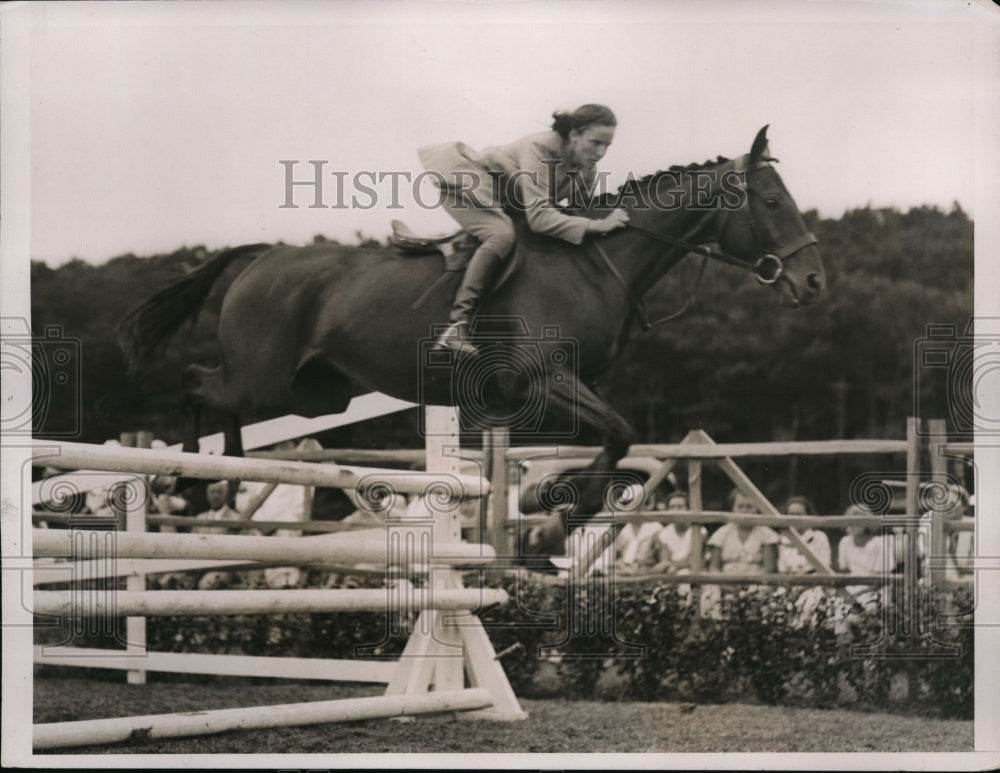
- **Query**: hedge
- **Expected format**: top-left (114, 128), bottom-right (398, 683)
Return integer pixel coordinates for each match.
top-left (34, 569), bottom-right (973, 719)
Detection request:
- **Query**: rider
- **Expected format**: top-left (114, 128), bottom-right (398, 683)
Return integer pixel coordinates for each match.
top-left (419, 104), bottom-right (630, 355)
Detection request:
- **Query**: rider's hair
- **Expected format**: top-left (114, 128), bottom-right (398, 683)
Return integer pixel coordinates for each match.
top-left (551, 104), bottom-right (617, 139)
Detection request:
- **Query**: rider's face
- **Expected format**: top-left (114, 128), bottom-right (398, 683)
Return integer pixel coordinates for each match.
top-left (566, 124), bottom-right (615, 170)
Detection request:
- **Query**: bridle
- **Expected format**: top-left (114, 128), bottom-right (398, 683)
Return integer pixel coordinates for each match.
top-left (592, 155), bottom-right (818, 330)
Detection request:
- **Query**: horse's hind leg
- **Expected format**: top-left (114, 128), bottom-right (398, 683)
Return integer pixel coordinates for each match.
top-left (182, 363), bottom-right (251, 453)
top-left (223, 411), bottom-right (244, 457)
top-left (181, 393), bottom-right (202, 454)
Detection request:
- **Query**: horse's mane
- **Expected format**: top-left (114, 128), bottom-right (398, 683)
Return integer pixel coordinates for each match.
top-left (588, 155), bottom-right (733, 210)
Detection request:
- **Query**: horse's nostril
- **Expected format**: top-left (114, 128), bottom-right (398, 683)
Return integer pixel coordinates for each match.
top-left (807, 273), bottom-right (823, 293)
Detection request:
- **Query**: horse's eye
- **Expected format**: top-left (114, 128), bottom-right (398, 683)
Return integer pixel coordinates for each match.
top-left (765, 196), bottom-right (780, 208)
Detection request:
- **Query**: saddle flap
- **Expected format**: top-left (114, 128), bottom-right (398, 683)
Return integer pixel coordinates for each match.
top-left (396, 219), bottom-right (520, 311)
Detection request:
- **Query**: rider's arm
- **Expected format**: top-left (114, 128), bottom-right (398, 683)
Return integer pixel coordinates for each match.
top-left (514, 139), bottom-right (596, 244)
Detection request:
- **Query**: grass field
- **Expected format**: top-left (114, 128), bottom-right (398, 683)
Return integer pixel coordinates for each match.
top-left (34, 675), bottom-right (973, 755)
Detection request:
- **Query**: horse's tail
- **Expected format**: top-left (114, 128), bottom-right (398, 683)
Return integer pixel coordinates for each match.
top-left (117, 243), bottom-right (271, 377)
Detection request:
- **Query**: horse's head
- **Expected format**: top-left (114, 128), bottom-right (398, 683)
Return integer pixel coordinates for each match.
top-left (717, 126), bottom-right (825, 307)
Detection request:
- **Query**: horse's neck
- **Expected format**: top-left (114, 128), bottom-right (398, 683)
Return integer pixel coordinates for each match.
top-left (615, 201), bottom-right (722, 293)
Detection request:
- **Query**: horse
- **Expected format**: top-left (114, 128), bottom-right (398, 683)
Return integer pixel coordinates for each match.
top-left (118, 126), bottom-right (824, 527)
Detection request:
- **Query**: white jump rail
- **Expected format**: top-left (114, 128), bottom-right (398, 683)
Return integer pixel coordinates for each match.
top-left (30, 439), bottom-right (487, 499)
top-left (33, 529), bottom-right (495, 566)
top-left (34, 688), bottom-right (493, 750)
top-left (32, 646), bottom-right (398, 684)
top-left (34, 587), bottom-right (509, 616)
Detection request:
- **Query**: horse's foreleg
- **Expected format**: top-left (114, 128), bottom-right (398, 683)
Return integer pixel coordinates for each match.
top-left (532, 377), bottom-right (636, 522)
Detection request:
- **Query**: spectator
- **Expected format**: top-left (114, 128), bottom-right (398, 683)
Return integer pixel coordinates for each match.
top-left (614, 515), bottom-right (666, 576)
top-left (777, 495), bottom-right (831, 574)
top-left (647, 491), bottom-right (708, 574)
top-left (193, 480), bottom-right (256, 589)
top-left (34, 466), bottom-right (87, 528)
top-left (836, 504), bottom-right (888, 607)
top-left (776, 495), bottom-right (832, 626)
top-left (77, 483), bottom-right (123, 531)
top-left (150, 475), bottom-right (187, 513)
top-left (149, 475), bottom-right (188, 533)
top-left (707, 488), bottom-right (779, 574)
top-left (191, 480), bottom-right (243, 535)
top-left (699, 489), bottom-right (778, 619)
top-left (84, 485), bottom-right (116, 519)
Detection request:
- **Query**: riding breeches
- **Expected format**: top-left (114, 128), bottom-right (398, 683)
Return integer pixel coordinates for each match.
top-left (438, 187), bottom-right (516, 264)
top-left (437, 189), bottom-right (516, 323)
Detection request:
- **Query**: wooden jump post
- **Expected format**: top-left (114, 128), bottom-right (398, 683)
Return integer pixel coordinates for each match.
top-left (31, 405), bottom-right (526, 750)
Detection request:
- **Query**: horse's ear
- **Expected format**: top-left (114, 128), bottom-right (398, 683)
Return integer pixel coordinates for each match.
top-left (749, 125), bottom-right (770, 165)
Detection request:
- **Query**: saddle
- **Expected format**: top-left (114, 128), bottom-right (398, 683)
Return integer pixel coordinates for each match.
top-left (389, 220), bottom-right (477, 272)
top-left (389, 219), bottom-right (522, 310)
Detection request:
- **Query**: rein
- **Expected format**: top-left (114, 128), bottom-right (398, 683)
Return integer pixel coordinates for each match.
top-left (592, 239), bottom-right (708, 331)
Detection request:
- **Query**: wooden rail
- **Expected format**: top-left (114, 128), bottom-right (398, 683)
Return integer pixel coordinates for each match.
top-left (30, 439), bottom-right (487, 498)
top-left (503, 438), bottom-right (908, 463)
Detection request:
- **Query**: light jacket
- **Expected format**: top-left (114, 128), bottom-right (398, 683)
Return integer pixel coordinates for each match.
top-left (419, 130), bottom-right (596, 244)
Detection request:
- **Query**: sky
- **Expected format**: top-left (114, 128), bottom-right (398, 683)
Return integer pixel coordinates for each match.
top-left (7, 0), bottom-right (998, 266)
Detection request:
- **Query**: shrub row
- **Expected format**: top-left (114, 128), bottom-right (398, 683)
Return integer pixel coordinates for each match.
top-left (480, 575), bottom-right (973, 719)
top-left (35, 570), bottom-right (973, 719)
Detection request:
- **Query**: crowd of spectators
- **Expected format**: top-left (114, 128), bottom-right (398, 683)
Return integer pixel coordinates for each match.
top-left (605, 480), bottom-right (973, 614)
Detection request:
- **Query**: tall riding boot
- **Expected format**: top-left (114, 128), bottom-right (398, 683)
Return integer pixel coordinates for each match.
top-left (434, 248), bottom-right (505, 356)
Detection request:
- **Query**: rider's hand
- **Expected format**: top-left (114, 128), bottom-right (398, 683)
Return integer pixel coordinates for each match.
top-left (586, 209), bottom-right (630, 235)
